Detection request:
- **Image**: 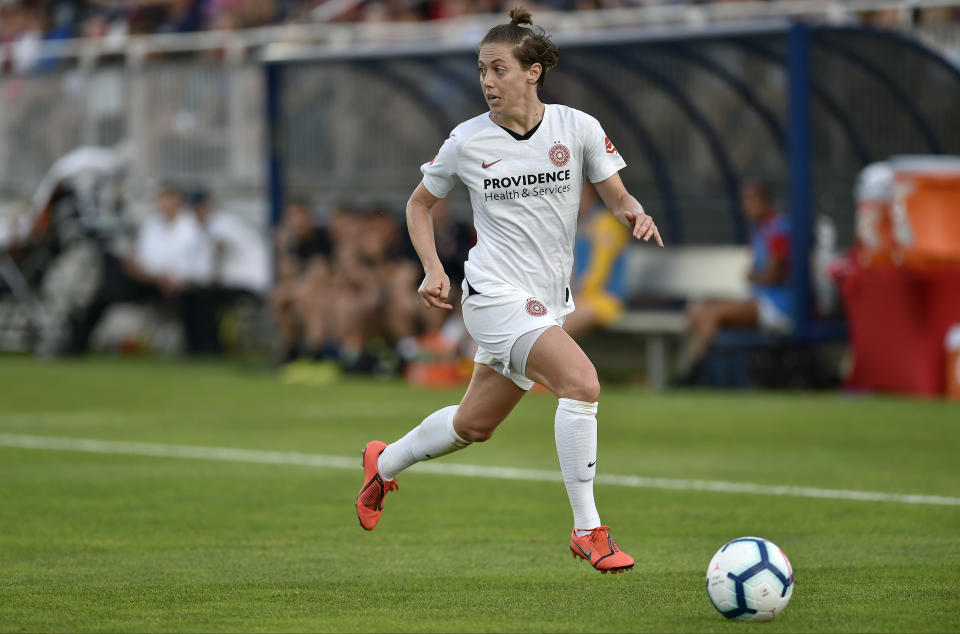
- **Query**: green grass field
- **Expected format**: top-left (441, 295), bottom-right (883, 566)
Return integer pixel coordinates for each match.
top-left (1, 356), bottom-right (958, 632)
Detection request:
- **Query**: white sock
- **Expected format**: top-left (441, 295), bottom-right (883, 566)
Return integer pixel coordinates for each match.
top-left (555, 398), bottom-right (601, 536)
top-left (377, 405), bottom-right (469, 481)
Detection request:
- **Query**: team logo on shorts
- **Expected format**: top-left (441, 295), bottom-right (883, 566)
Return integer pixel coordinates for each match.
top-left (525, 298), bottom-right (547, 316)
top-left (548, 142), bottom-right (570, 167)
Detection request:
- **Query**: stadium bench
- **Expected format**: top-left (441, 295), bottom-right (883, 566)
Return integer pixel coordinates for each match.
top-left (606, 245), bottom-right (846, 389)
top-left (606, 245), bottom-right (751, 389)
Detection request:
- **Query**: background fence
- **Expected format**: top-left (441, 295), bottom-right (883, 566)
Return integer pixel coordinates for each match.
top-left (0, 55), bottom-right (265, 226)
top-left (0, 1), bottom-right (958, 240)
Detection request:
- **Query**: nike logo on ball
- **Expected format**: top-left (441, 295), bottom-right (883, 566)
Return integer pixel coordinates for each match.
top-left (482, 159), bottom-right (502, 169)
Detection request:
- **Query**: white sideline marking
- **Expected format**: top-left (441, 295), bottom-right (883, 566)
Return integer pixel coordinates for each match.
top-left (1, 433), bottom-right (958, 507)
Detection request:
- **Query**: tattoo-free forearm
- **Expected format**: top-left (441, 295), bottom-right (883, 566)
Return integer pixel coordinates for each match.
top-left (406, 199), bottom-right (443, 273)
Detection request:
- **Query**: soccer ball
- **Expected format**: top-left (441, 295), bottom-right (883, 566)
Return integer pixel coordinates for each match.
top-left (705, 536), bottom-right (794, 621)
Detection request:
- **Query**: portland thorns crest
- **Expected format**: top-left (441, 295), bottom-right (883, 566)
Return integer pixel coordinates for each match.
top-left (548, 142), bottom-right (570, 167)
top-left (525, 298), bottom-right (547, 316)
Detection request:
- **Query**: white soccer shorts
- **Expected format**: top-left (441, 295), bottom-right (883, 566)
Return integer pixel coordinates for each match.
top-left (460, 278), bottom-right (564, 390)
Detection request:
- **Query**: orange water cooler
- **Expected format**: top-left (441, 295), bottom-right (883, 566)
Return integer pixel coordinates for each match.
top-left (843, 156), bottom-right (960, 396)
top-left (854, 162), bottom-right (895, 267)
top-left (890, 156), bottom-right (960, 268)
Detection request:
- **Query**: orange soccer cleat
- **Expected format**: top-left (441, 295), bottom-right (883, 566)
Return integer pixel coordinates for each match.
top-left (569, 526), bottom-right (635, 573)
top-left (356, 440), bottom-right (398, 531)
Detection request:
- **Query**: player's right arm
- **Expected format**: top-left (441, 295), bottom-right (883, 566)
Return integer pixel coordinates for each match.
top-left (406, 181), bottom-right (452, 310)
top-left (414, 126), bottom-right (463, 311)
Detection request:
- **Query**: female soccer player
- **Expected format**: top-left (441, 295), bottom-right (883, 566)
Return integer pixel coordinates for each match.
top-left (356, 6), bottom-right (663, 574)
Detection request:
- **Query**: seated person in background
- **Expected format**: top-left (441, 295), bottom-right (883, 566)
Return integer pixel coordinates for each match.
top-left (191, 189), bottom-right (270, 299)
top-left (64, 183), bottom-right (215, 355)
top-left (563, 182), bottom-right (630, 341)
top-left (190, 189), bottom-right (271, 354)
top-left (323, 205), bottom-right (382, 370)
top-left (270, 197), bottom-right (333, 362)
top-left (326, 206), bottom-right (420, 372)
top-left (686, 180), bottom-right (793, 364)
top-left (372, 207), bottom-right (421, 350)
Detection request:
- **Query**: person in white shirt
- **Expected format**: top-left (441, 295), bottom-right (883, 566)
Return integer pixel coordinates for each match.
top-left (356, 7), bottom-right (663, 574)
top-left (64, 184), bottom-right (216, 355)
top-left (185, 189), bottom-right (271, 355)
top-left (131, 188), bottom-right (212, 295)
top-left (191, 190), bottom-right (270, 297)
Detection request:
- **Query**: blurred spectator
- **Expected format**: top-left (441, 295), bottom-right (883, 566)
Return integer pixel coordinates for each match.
top-left (859, 7), bottom-right (907, 28)
top-left (31, 144), bottom-right (127, 238)
top-left (1, 1), bottom-right (44, 74)
top-left (0, 0), bottom-right (956, 48)
top-left (563, 182), bottom-right (630, 341)
top-left (62, 182), bottom-right (217, 355)
top-left (683, 180), bottom-right (792, 369)
top-left (325, 205), bottom-right (417, 372)
top-left (191, 188), bottom-right (269, 297)
top-left (370, 206), bottom-right (421, 346)
top-left (155, 0), bottom-right (205, 33)
top-left (79, 7), bottom-right (129, 52)
top-left (190, 188), bottom-right (270, 353)
top-left (270, 196), bottom-right (334, 362)
top-left (270, 198), bottom-right (474, 377)
top-left (917, 6), bottom-right (960, 24)
top-left (46, 2), bottom-right (79, 40)
top-left (0, 144), bottom-right (125, 255)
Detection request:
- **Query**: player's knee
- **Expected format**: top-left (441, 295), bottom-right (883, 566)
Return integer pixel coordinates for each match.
top-left (567, 365), bottom-right (600, 403)
top-left (556, 368), bottom-right (600, 402)
top-left (575, 377), bottom-right (601, 403)
top-left (452, 413), bottom-right (498, 443)
top-left (459, 426), bottom-right (495, 443)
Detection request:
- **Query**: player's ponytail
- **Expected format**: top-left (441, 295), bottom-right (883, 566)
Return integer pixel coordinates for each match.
top-left (477, 6), bottom-right (558, 90)
top-left (509, 6), bottom-right (533, 26)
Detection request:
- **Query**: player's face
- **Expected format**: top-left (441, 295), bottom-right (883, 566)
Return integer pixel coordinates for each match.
top-left (477, 44), bottom-right (540, 115)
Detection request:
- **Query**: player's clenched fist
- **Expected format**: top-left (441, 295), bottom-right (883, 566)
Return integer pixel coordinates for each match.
top-left (418, 268), bottom-right (452, 310)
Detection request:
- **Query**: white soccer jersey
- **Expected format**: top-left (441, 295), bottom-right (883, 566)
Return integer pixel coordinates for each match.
top-left (421, 104), bottom-right (626, 318)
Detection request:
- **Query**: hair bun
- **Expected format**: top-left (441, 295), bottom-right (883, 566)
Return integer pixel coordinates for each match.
top-left (508, 6), bottom-right (533, 26)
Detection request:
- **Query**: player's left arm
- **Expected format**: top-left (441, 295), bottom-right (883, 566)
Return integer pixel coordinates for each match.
top-left (593, 173), bottom-right (664, 247)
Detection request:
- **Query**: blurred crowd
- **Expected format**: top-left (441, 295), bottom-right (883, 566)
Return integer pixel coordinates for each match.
top-left (40, 177), bottom-right (477, 375)
top-left (57, 181), bottom-right (271, 357)
top-left (2, 0), bottom-right (959, 73)
top-left (271, 196), bottom-right (473, 376)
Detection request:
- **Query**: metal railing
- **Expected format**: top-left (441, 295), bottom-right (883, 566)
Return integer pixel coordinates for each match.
top-left (3, 0), bottom-right (960, 63)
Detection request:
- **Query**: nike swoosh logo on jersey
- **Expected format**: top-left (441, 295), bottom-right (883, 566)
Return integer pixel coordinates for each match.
top-left (482, 159), bottom-right (502, 169)
top-left (587, 460), bottom-right (597, 468)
